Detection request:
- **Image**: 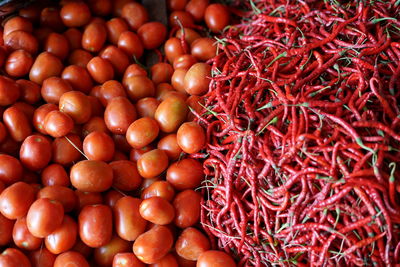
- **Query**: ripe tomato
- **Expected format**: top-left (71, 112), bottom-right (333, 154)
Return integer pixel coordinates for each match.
top-left (177, 122), bottom-right (206, 153)
top-left (5, 50), bottom-right (34, 77)
top-left (173, 190), bottom-right (201, 228)
top-left (54, 251), bottom-right (90, 267)
top-left (29, 52), bottom-right (63, 85)
top-left (41, 77), bottom-right (73, 104)
top-left (104, 97), bottom-right (137, 135)
top-left (166, 159), bottom-right (204, 190)
top-left (139, 196), bottom-right (175, 225)
top-left (136, 97), bottom-right (160, 119)
top-left (79, 204), bottom-right (113, 248)
top-left (133, 225), bottom-right (174, 264)
top-left (191, 37), bottom-right (217, 61)
top-left (12, 216), bottom-right (42, 250)
top-left (175, 227), bottom-right (210, 261)
top-left (110, 160), bottom-right (143, 191)
top-left (204, 4), bottom-right (230, 33)
top-left (126, 117), bottom-right (159, 149)
top-left (121, 2), bottom-right (149, 31)
top-left (106, 18), bottom-right (128, 45)
top-left (197, 250), bottom-right (236, 267)
top-left (150, 253), bottom-right (179, 267)
top-left (114, 196), bottom-right (147, 241)
top-left (155, 95), bottom-right (188, 133)
top-left (125, 76), bottom-right (155, 102)
top-left (113, 253), bottom-right (145, 267)
top-left (3, 106), bottom-right (32, 142)
top-left (183, 63), bottom-right (211, 96)
top-left (99, 46), bottom-right (130, 77)
top-left (52, 134), bottom-right (83, 166)
top-left (87, 56), bottom-right (114, 84)
top-left (82, 22), bottom-right (107, 52)
top-left (70, 160), bottom-right (113, 192)
top-left (28, 247), bottom-right (56, 267)
top-left (61, 65), bottom-right (94, 94)
top-left (44, 110), bottom-right (74, 138)
top-left (19, 134), bottom-right (52, 171)
top-left (0, 248), bottom-right (31, 267)
top-left (0, 213), bottom-right (13, 246)
top-left (93, 235), bottom-right (130, 266)
top-left (83, 131), bottom-right (115, 161)
top-left (59, 90), bottom-right (92, 124)
top-left (151, 62), bottom-right (174, 85)
top-left (60, 2), bottom-right (91, 27)
top-left (44, 32), bottom-right (70, 60)
top-left (45, 215), bottom-right (78, 254)
top-left (137, 149), bottom-right (169, 178)
top-left (118, 31), bottom-right (144, 59)
top-left (137, 22), bottom-right (167, 50)
top-left (26, 198), bottom-right (64, 238)
top-left (0, 76), bottom-right (21, 106)
top-left (37, 185), bottom-right (77, 212)
top-left (141, 181), bottom-right (175, 202)
top-left (63, 28), bottom-right (83, 50)
top-left (3, 16), bottom-right (33, 36)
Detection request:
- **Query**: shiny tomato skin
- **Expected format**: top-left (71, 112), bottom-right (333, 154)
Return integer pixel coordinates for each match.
top-left (204, 4), bottom-right (230, 33)
top-left (177, 122), bottom-right (206, 153)
top-left (150, 253), bottom-right (179, 267)
top-left (166, 158), bottom-right (204, 190)
top-left (104, 97), bottom-right (137, 135)
top-left (0, 182), bottom-right (35, 219)
top-left (26, 198), bottom-right (64, 238)
top-left (12, 216), bottom-right (42, 250)
top-left (45, 215), bottom-right (78, 254)
top-left (141, 181), bottom-right (175, 202)
top-left (3, 105), bottom-right (32, 142)
top-left (155, 96), bottom-right (188, 133)
top-left (0, 75), bottom-right (21, 106)
top-left (70, 160), bottom-right (113, 193)
top-left (28, 247), bottom-right (56, 267)
top-left (110, 160), bottom-right (143, 191)
top-left (173, 190), bottom-right (201, 228)
top-left (133, 225), bottom-right (174, 264)
top-left (83, 131), bottom-right (115, 162)
top-left (37, 185), bottom-right (77, 213)
top-left (0, 248), bottom-right (31, 267)
top-left (175, 227), bottom-right (210, 261)
top-left (19, 134), bottom-right (52, 171)
top-left (139, 196), bottom-right (175, 225)
top-left (79, 204), bottom-right (113, 248)
top-left (137, 149), bottom-right (169, 179)
top-left (60, 2), bottom-right (91, 27)
top-left (126, 117), bottom-right (159, 149)
top-left (0, 213), bottom-right (13, 246)
top-left (29, 52), bottom-right (63, 85)
top-left (53, 251), bottom-right (90, 267)
top-left (113, 196), bottom-right (147, 241)
top-left (197, 251), bottom-right (236, 267)
top-left (113, 253), bottom-right (145, 267)
top-left (93, 235), bottom-right (130, 267)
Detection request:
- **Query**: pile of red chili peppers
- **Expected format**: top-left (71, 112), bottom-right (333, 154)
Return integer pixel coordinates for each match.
top-left (192, 0), bottom-right (400, 266)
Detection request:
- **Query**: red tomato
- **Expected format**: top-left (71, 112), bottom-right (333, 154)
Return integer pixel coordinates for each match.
top-left (99, 46), bottom-right (130, 77)
top-left (44, 110), bottom-right (74, 138)
top-left (175, 227), bottom-right (210, 261)
top-left (173, 190), bottom-right (201, 228)
top-left (63, 28), bottom-right (83, 50)
top-left (5, 50), bottom-right (34, 77)
top-left (59, 90), bottom-right (92, 124)
top-left (83, 131), bottom-right (115, 161)
top-left (154, 95), bottom-right (188, 133)
top-left (133, 225), bottom-right (174, 264)
top-left (93, 235), bottom-right (130, 266)
top-left (121, 2), bottom-right (149, 31)
top-left (61, 65), bottom-right (94, 94)
top-left (166, 159), bottom-right (204, 190)
top-left (87, 56), bottom-right (115, 84)
top-left (0, 248), bottom-right (31, 267)
top-left (150, 62), bottom-right (174, 85)
top-left (79, 204), bottom-right (113, 248)
top-left (52, 134), bottom-right (83, 166)
top-left (19, 134), bottom-right (52, 171)
top-left (3, 16), bottom-right (33, 36)
top-left (60, 2), bottom-right (92, 27)
top-left (82, 116), bottom-right (110, 137)
top-left (191, 37), bottom-right (217, 61)
top-left (104, 97), bottom-right (137, 135)
top-left (113, 253), bottom-right (145, 267)
top-left (110, 160), bottom-right (143, 191)
top-left (37, 185), bottom-right (77, 213)
top-left (204, 4), bottom-right (230, 33)
top-left (183, 63), bottom-right (211, 96)
top-left (136, 97), bottom-right (160, 119)
top-left (197, 251), bottom-right (237, 267)
top-left (12, 216), bottom-right (42, 250)
top-left (185, 0), bottom-right (209, 22)
top-left (137, 149), bottom-right (169, 179)
top-left (45, 215), bottom-right (78, 254)
top-left (126, 117), bottom-right (160, 149)
top-left (0, 213), bottom-right (13, 246)
top-left (70, 160), bottom-right (113, 193)
top-left (28, 247), bottom-right (56, 267)
top-left (75, 190), bottom-right (103, 211)
top-left (113, 196), bottom-right (147, 241)
top-left (54, 251), bottom-right (90, 267)
top-left (29, 52), bottom-right (63, 85)
top-left (3, 106), bottom-right (32, 142)
top-left (41, 77), bottom-right (73, 104)
top-left (125, 75), bottom-right (155, 102)
top-left (139, 196), bottom-right (175, 225)
top-left (26, 198), bottom-right (64, 238)
top-left (177, 122), bottom-right (206, 153)
top-left (0, 76), bottom-right (21, 106)
top-left (157, 134), bottom-right (182, 161)
top-left (44, 32), bottom-right (70, 60)
top-left (68, 49), bottom-right (93, 68)
top-left (117, 31), bottom-right (144, 59)
top-left (141, 181), bottom-right (175, 202)
top-left (106, 18), bottom-right (129, 45)
top-left (173, 54), bottom-right (197, 70)
top-left (4, 30), bottom-right (38, 55)
top-left (150, 253), bottom-right (179, 267)
top-left (82, 22), bottom-right (107, 52)
top-left (137, 22), bottom-right (167, 50)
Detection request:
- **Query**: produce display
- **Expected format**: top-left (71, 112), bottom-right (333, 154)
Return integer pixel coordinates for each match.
top-left (0, 0), bottom-right (398, 267)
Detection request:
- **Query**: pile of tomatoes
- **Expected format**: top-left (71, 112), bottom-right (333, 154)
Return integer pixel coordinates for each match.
top-left (0, 0), bottom-right (235, 266)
